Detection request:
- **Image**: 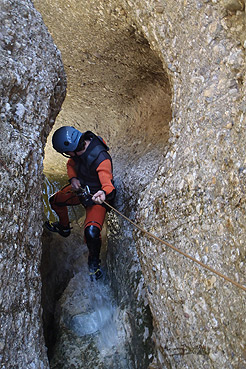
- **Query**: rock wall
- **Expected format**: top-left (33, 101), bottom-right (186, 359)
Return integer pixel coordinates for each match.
top-left (123, 1), bottom-right (246, 368)
top-left (0, 1), bottom-right (66, 368)
top-left (1, 0), bottom-right (245, 368)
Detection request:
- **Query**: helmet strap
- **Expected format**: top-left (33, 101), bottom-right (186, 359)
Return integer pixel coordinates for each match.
top-left (62, 153), bottom-right (72, 158)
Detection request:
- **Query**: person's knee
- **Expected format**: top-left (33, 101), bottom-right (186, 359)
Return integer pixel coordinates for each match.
top-left (84, 225), bottom-right (100, 241)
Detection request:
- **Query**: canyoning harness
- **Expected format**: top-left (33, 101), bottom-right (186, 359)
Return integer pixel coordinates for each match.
top-left (72, 185), bottom-right (114, 213)
top-left (76, 185), bottom-right (92, 207)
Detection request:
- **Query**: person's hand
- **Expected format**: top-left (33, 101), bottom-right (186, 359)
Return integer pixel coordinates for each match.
top-left (71, 178), bottom-right (81, 191)
top-left (92, 190), bottom-right (106, 204)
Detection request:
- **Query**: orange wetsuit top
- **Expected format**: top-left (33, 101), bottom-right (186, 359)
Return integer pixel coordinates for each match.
top-left (67, 158), bottom-right (115, 197)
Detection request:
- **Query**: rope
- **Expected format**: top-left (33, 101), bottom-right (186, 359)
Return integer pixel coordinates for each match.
top-left (102, 199), bottom-right (246, 293)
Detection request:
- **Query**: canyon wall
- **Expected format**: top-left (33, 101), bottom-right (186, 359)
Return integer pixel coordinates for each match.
top-left (0, 1), bottom-right (66, 368)
top-left (123, 1), bottom-right (246, 368)
top-left (0, 0), bottom-right (245, 368)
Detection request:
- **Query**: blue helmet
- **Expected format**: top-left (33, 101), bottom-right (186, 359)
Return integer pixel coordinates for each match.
top-left (52, 126), bottom-right (83, 153)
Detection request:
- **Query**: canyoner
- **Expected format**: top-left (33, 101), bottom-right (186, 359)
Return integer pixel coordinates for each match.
top-left (45, 126), bottom-right (116, 280)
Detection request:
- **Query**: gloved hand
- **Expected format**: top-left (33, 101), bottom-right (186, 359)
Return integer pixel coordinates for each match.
top-left (71, 178), bottom-right (81, 190)
top-left (92, 190), bottom-right (106, 204)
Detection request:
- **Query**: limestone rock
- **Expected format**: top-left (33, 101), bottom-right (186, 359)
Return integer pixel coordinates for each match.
top-left (0, 0), bottom-right (66, 367)
top-left (1, 0), bottom-right (246, 368)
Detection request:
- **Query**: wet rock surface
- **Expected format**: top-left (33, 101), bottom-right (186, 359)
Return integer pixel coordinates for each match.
top-left (42, 222), bottom-right (140, 369)
top-left (51, 272), bottom-right (131, 369)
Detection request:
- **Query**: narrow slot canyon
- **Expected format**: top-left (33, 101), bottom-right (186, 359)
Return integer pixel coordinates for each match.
top-left (1, 1), bottom-right (246, 369)
top-left (35, 0), bottom-right (172, 368)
